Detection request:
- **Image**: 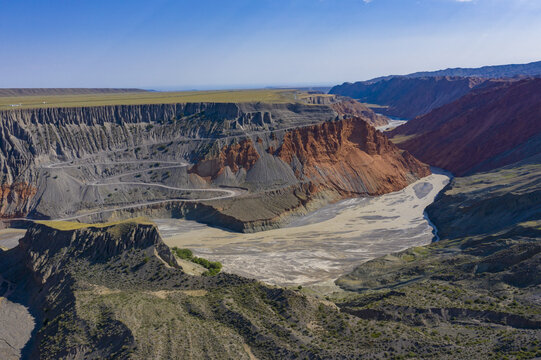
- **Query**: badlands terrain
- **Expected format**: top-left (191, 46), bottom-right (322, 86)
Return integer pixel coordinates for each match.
top-left (1, 60), bottom-right (541, 359)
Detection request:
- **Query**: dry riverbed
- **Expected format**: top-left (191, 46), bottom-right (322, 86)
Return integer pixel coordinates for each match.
top-left (0, 229), bottom-right (26, 250)
top-left (158, 169), bottom-right (451, 287)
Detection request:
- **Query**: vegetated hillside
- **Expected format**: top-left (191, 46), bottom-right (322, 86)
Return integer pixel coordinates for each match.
top-left (335, 157), bottom-right (541, 359)
top-left (0, 99), bottom-right (424, 232)
top-left (390, 78), bottom-right (541, 176)
top-left (0, 218), bottom-right (491, 360)
top-left (0, 88), bottom-right (148, 97)
top-left (3, 173), bottom-right (540, 360)
top-left (329, 76), bottom-right (500, 118)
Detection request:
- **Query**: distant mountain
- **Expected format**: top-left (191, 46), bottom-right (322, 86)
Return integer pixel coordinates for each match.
top-left (330, 60), bottom-right (541, 118)
top-left (389, 78), bottom-right (541, 176)
top-left (330, 76), bottom-right (503, 118)
top-left (370, 60), bottom-right (541, 81)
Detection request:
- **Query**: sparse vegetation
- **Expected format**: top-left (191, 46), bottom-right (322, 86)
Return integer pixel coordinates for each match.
top-left (172, 247), bottom-right (222, 276)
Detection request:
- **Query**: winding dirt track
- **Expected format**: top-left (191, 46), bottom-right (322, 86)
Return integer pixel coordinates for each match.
top-left (5, 160), bottom-right (245, 223)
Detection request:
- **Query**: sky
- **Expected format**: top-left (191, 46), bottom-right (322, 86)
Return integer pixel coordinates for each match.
top-left (1, 0), bottom-right (541, 89)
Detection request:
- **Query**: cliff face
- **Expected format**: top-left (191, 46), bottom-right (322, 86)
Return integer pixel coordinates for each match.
top-left (276, 118), bottom-right (430, 196)
top-left (330, 76), bottom-right (497, 118)
top-left (173, 116), bottom-right (431, 232)
top-left (0, 100), bottom-right (429, 228)
top-left (189, 139), bottom-right (260, 179)
top-left (0, 102), bottom-right (337, 181)
top-left (189, 117), bottom-right (430, 198)
top-left (0, 102), bottom-right (337, 218)
top-left (330, 99), bottom-right (388, 127)
top-left (390, 78), bottom-right (541, 176)
top-left (20, 221), bottom-right (178, 283)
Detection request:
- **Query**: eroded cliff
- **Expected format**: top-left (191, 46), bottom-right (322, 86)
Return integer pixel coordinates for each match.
top-left (330, 76), bottom-right (497, 118)
top-left (0, 99), bottom-right (427, 231)
top-left (390, 78), bottom-right (541, 175)
top-left (275, 118), bottom-right (430, 196)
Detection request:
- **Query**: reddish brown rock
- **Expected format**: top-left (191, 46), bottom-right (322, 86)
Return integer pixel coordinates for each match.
top-left (390, 78), bottom-right (541, 175)
top-left (0, 182), bottom-right (37, 217)
top-left (189, 139), bottom-right (260, 179)
top-left (330, 76), bottom-right (496, 118)
top-left (277, 118), bottom-right (431, 196)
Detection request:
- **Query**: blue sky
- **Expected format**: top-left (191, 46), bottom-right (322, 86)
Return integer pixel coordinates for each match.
top-left (1, 0), bottom-right (540, 89)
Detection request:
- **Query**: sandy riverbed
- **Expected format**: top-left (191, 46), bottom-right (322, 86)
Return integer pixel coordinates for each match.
top-left (158, 169), bottom-right (451, 286)
top-left (0, 229), bottom-right (26, 250)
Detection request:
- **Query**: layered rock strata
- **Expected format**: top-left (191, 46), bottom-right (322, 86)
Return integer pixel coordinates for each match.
top-left (390, 78), bottom-right (541, 175)
top-left (0, 100), bottom-right (428, 230)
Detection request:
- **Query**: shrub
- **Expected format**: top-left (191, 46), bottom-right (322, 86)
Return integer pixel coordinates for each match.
top-left (171, 247), bottom-right (222, 275)
top-left (172, 247), bottom-right (193, 260)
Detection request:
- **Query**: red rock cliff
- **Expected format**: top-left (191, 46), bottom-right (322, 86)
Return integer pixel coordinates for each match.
top-left (390, 78), bottom-right (541, 175)
top-left (189, 139), bottom-right (260, 179)
top-left (276, 118), bottom-right (431, 196)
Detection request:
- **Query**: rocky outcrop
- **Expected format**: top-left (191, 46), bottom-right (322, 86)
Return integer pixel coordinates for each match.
top-left (390, 78), bottom-right (541, 175)
top-left (189, 139), bottom-right (260, 179)
top-left (330, 99), bottom-right (388, 127)
top-left (330, 76), bottom-right (498, 118)
top-left (0, 182), bottom-right (37, 217)
top-left (0, 220), bottom-right (252, 359)
top-left (129, 116), bottom-right (430, 232)
top-left (275, 117), bottom-right (431, 196)
top-left (19, 222), bottom-right (178, 281)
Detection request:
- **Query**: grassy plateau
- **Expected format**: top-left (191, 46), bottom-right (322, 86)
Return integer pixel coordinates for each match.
top-left (0, 89), bottom-right (299, 110)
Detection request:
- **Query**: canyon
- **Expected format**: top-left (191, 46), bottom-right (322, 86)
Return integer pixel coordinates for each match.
top-left (1, 59), bottom-right (541, 359)
top-left (157, 169), bottom-right (450, 286)
top-left (0, 94), bottom-right (431, 233)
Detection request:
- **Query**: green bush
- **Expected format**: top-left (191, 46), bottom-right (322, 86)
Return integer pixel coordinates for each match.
top-left (171, 247), bottom-right (222, 276)
top-left (172, 247), bottom-right (193, 260)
